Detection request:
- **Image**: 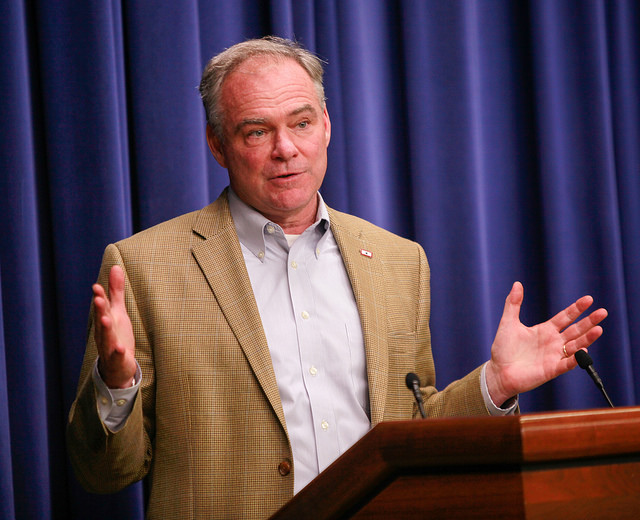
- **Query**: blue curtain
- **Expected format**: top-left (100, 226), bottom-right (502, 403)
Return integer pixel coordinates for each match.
top-left (1, 0), bottom-right (638, 518)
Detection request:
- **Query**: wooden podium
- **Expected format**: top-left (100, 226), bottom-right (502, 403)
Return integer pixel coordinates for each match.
top-left (271, 407), bottom-right (640, 519)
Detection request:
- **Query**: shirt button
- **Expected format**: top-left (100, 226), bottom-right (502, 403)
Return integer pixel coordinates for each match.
top-left (301, 311), bottom-right (310, 320)
top-left (116, 399), bottom-right (127, 406)
top-left (290, 260), bottom-right (298, 269)
top-left (309, 366), bottom-right (318, 376)
top-left (278, 459), bottom-right (292, 476)
top-left (101, 397), bottom-right (109, 405)
top-left (266, 224), bottom-right (275, 234)
top-left (321, 420), bottom-right (329, 431)
top-left (257, 250), bottom-right (265, 259)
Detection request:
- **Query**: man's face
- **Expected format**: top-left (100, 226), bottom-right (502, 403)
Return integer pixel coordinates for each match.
top-left (207, 56), bottom-right (331, 233)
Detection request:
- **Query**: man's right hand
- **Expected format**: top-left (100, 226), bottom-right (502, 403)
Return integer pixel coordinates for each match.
top-left (93, 265), bottom-right (137, 389)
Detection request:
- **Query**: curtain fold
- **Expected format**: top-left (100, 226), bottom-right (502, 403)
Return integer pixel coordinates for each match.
top-left (123, 0), bottom-right (210, 229)
top-left (1, 1), bottom-right (638, 518)
top-left (0, 276), bottom-right (15, 520)
top-left (1, 1), bottom-right (51, 518)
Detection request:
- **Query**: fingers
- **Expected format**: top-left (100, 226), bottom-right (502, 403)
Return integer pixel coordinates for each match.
top-left (92, 266), bottom-right (125, 315)
top-left (560, 306), bottom-right (607, 357)
top-left (564, 325), bottom-right (605, 354)
top-left (92, 265), bottom-right (126, 355)
top-left (108, 265), bottom-right (126, 308)
top-left (561, 307), bottom-right (608, 339)
top-left (550, 295), bottom-right (595, 331)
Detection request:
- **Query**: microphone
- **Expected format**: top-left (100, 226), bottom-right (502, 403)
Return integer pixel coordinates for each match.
top-left (405, 372), bottom-right (427, 419)
top-left (574, 350), bottom-right (614, 408)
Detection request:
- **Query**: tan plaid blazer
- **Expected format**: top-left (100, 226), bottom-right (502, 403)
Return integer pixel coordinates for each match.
top-left (67, 189), bottom-right (488, 519)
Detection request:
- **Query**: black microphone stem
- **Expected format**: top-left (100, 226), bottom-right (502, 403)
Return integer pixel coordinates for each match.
top-left (405, 373), bottom-right (427, 419)
top-left (575, 349), bottom-right (614, 408)
top-left (600, 386), bottom-right (614, 408)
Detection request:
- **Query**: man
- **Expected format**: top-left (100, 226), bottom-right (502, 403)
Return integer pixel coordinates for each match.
top-left (67, 37), bottom-right (607, 519)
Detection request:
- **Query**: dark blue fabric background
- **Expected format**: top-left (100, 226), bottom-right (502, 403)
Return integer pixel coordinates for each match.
top-left (1, 1), bottom-right (638, 518)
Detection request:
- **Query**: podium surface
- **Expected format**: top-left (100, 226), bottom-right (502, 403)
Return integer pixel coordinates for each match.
top-left (271, 407), bottom-right (640, 519)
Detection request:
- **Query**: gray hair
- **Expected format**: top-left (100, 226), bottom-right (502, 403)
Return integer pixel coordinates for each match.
top-left (199, 36), bottom-right (326, 141)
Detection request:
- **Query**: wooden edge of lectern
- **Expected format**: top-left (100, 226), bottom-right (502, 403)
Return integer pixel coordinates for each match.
top-left (270, 406), bottom-right (640, 519)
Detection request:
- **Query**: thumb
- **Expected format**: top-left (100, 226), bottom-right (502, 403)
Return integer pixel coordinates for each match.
top-left (501, 281), bottom-right (524, 323)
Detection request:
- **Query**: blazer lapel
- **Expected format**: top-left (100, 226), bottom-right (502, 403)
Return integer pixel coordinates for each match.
top-left (190, 192), bottom-right (287, 432)
top-left (329, 209), bottom-right (389, 426)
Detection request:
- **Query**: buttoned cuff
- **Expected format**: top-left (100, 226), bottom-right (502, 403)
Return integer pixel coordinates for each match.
top-left (92, 359), bottom-right (141, 432)
top-left (481, 362), bottom-right (518, 416)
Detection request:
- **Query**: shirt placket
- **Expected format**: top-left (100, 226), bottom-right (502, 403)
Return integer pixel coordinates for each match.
top-left (287, 231), bottom-right (341, 473)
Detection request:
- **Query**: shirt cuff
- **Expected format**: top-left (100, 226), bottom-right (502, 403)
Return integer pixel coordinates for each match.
top-left (481, 362), bottom-right (518, 416)
top-left (92, 359), bottom-right (141, 432)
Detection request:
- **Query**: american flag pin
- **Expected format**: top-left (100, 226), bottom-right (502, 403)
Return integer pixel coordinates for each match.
top-left (360, 249), bottom-right (373, 258)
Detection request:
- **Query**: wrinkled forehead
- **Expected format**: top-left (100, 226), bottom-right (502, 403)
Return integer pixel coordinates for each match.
top-left (220, 56), bottom-right (318, 111)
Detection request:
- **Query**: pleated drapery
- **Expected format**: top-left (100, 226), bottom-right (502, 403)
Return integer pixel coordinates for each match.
top-left (1, 1), bottom-right (638, 518)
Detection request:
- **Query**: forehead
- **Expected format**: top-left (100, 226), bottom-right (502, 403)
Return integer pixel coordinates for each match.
top-left (220, 56), bottom-right (320, 119)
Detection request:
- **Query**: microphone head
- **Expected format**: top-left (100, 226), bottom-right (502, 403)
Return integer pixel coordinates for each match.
top-left (405, 372), bottom-right (420, 390)
top-left (575, 349), bottom-right (593, 369)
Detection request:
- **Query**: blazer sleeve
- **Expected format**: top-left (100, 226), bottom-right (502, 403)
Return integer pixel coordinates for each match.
top-left (66, 243), bottom-right (154, 493)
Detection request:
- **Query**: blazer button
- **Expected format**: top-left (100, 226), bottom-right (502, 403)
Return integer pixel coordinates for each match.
top-left (278, 460), bottom-right (292, 476)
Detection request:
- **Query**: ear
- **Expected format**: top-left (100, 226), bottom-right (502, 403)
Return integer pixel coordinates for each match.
top-left (206, 125), bottom-right (227, 168)
top-left (323, 106), bottom-right (331, 147)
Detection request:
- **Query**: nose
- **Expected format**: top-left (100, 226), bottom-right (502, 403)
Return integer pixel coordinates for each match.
top-left (271, 129), bottom-right (298, 161)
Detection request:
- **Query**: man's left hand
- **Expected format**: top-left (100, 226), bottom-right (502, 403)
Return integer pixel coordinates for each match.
top-left (485, 281), bottom-right (608, 406)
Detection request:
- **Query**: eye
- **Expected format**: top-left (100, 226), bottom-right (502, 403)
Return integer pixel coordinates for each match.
top-left (297, 121), bottom-right (309, 129)
top-left (248, 129), bottom-right (266, 138)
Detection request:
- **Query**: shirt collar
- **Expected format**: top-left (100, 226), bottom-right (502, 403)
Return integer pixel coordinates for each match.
top-left (228, 187), bottom-right (331, 260)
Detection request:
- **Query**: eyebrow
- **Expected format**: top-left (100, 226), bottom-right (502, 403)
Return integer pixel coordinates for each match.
top-left (234, 104), bottom-right (318, 134)
top-left (235, 118), bottom-right (267, 133)
top-left (290, 103), bottom-right (316, 117)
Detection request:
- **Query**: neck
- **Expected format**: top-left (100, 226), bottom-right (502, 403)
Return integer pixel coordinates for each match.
top-left (261, 196), bottom-right (320, 234)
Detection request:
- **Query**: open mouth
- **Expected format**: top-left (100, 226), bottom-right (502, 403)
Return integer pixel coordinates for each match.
top-left (273, 172), bottom-right (300, 180)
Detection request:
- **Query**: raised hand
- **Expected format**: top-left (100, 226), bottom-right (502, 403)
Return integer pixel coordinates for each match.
top-left (485, 281), bottom-right (608, 406)
top-left (92, 265), bottom-right (137, 389)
